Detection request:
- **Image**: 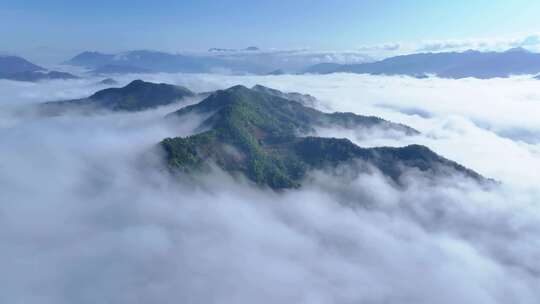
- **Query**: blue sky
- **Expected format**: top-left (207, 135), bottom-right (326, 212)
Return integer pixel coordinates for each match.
top-left (2, 0), bottom-right (540, 54)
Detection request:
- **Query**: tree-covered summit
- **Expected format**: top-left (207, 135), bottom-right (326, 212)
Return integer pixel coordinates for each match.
top-left (42, 79), bottom-right (195, 113)
top-left (168, 84), bottom-right (418, 137)
top-left (162, 85), bottom-right (485, 189)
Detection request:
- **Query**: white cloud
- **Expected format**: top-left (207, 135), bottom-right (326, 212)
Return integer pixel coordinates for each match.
top-left (354, 34), bottom-right (540, 59)
top-left (1, 74), bottom-right (540, 303)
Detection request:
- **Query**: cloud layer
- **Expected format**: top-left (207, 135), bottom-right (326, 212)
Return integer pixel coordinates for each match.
top-left (1, 73), bottom-right (540, 303)
top-left (353, 34), bottom-right (540, 59)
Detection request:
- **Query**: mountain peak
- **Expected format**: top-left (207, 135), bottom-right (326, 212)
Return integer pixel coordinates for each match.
top-left (226, 84), bottom-right (251, 92)
top-left (0, 55), bottom-right (44, 76)
top-left (88, 80), bottom-right (195, 110)
top-left (70, 51), bottom-right (110, 60)
top-left (124, 79), bottom-right (148, 88)
top-left (171, 85), bottom-right (417, 136)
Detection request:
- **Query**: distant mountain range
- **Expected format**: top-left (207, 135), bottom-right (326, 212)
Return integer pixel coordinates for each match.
top-left (0, 55), bottom-right (78, 81)
top-left (65, 50), bottom-right (269, 74)
top-left (305, 47), bottom-right (540, 79)
top-left (40, 81), bottom-right (325, 114)
top-left (161, 85), bottom-right (486, 189)
top-left (41, 80), bottom-right (195, 114)
top-left (17, 47), bottom-right (540, 80)
top-left (64, 49), bottom-right (373, 74)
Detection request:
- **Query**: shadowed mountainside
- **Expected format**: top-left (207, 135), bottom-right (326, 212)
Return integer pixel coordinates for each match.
top-left (251, 84), bottom-right (318, 107)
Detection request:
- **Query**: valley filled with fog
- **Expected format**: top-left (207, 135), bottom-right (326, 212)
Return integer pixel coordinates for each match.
top-left (1, 72), bottom-right (539, 303)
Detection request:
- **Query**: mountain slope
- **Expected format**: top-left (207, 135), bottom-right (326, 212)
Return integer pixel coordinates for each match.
top-left (0, 56), bottom-right (44, 76)
top-left (65, 51), bottom-right (115, 68)
top-left (306, 48), bottom-right (540, 79)
top-left (42, 80), bottom-right (195, 113)
top-left (167, 85), bottom-right (418, 135)
top-left (0, 56), bottom-right (78, 81)
top-left (1, 55), bottom-right (78, 81)
top-left (89, 64), bottom-right (153, 75)
top-left (161, 85), bottom-right (483, 189)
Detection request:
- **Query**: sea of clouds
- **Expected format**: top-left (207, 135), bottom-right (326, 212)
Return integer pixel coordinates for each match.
top-left (1, 73), bottom-right (539, 303)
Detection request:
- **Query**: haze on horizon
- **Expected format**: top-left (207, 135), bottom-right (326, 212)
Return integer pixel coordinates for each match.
top-left (3, 0), bottom-right (540, 63)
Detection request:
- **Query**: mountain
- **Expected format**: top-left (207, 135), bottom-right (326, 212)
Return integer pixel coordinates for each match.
top-left (0, 55), bottom-right (78, 81)
top-left (534, 74), bottom-right (540, 80)
top-left (42, 80), bottom-right (195, 113)
top-left (89, 64), bottom-right (152, 75)
top-left (0, 55), bottom-right (44, 75)
top-left (66, 51), bottom-right (114, 68)
top-left (167, 85), bottom-right (418, 135)
top-left (305, 48), bottom-right (540, 79)
top-left (65, 50), bottom-right (268, 74)
top-left (160, 85), bottom-right (484, 189)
